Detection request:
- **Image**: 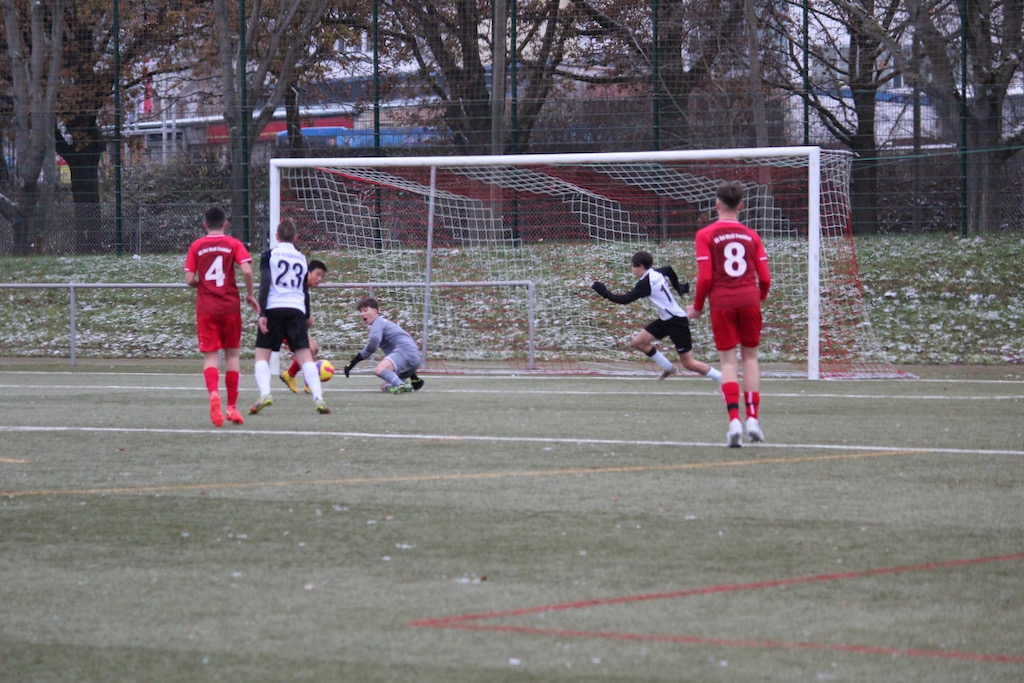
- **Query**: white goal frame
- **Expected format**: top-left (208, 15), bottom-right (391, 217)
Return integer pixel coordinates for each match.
top-left (270, 147), bottom-right (888, 379)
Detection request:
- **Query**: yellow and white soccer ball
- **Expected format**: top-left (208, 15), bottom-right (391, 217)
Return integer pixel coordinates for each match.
top-left (316, 360), bottom-right (335, 382)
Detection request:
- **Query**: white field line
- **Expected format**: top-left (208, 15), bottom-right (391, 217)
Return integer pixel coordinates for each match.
top-left (0, 382), bottom-right (1021, 401)
top-left (0, 424), bottom-right (1022, 457)
top-left (2, 370), bottom-right (1024, 386)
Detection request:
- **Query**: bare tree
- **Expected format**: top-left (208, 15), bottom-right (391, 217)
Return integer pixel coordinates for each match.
top-left (767, 0), bottom-right (907, 233)
top-left (835, 0), bottom-right (1024, 233)
top-left (209, 0), bottom-right (339, 242)
top-left (652, 0), bottom-right (748, 148)
top-left (52, 1), bottom-right (110, 253)
top-left (354, 0), bottom-right (606, 154)
top-left (552, 0), bottom-right (757, 149)
top-left (53, 1), bottom-right (200, 253)
top-left (910, 0), bottom-right (1022, 233)
top-left (1, 0), bottom-right (64, 255)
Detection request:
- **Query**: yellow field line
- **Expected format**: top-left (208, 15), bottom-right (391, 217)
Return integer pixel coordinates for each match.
top-left (1, 449), bottom-right (915, 498)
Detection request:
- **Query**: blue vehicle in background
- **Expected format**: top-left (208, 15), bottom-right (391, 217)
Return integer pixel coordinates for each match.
top-left (275, 126), bottom-right (440, 150)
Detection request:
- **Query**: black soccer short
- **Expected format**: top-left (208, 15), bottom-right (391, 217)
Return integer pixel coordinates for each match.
top-left (255, 308), bottom-right (310, 352)
top-left (645, 316), bottom-right (694, 354)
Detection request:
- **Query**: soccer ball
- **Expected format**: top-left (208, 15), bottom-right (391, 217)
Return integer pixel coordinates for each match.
top-left (317, 360), bottom-right (335, 382)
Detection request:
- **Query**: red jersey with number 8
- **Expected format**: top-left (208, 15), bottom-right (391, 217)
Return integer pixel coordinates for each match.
top-left (184, 234), bottom-right (253, 315)
top-left (692, 220), bottom-right (770, 312)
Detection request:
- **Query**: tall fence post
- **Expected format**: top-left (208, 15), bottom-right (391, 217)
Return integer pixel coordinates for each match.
top-left (113, 0), bottom-right (123, 257)
top-left (69, 284), bottom-right (77, 366)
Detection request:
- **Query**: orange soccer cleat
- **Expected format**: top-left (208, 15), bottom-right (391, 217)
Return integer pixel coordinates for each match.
top-left (209, 393), bottom-right (224, 427)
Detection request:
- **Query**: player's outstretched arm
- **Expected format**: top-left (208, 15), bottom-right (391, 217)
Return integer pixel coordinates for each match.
top-left (655, 266), bottom-right (689, 296)
top-left (591, 280), bottom-right (645, 305)
top-left (344, 353), bottom-right (362, 377)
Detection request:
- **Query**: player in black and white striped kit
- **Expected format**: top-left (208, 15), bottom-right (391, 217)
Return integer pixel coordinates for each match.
top-left (591, 250), bottom-right (722, 383)
top-left (248, 218), bottom-right (330, 415)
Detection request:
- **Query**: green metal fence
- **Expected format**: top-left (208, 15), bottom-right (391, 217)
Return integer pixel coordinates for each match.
top-left (2, 1), bottom-right (1022, 256)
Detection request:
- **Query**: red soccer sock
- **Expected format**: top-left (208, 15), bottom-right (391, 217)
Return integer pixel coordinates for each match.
top-left (203, 367), bottom-right (220, 396)
top-left (745, 391), bottom-right (760, 420)
top-left (288, 360), bottom-right (301, 378)
top-left (721, 381), bottom-right (741, 422)
top-left (225, 370), bottom-right (240, 407)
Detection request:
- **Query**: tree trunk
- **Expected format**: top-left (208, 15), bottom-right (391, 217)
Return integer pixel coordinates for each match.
top-left (11, 181), bottom-right (47, 255)
top-left (285, 87), bottom-right (305, 156)
top-left (744, 0), bottom-right (769, 148)
top-left (229, 129), bottom-right (250, 246)
top-left (55, 114), bottom-right (105, 253)
top-left (2, 0), bottom-right (65, 255)
top-left (966, 100), bottom-right (1006, 234)
top-left (849, 88), bottom-right (880, 235)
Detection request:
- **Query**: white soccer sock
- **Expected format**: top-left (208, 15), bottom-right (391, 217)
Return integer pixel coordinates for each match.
top-left (706, 367), bottom-right (723, 382)
top-left (300, 361), bottom-right (323, 401)
top-left (650, 350), bottom-right (674, 372)
top-left (254, 360), bottom-right (272, 397)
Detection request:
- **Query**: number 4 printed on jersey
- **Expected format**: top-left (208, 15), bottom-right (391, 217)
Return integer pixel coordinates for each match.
top-left (205, 255), bottom-right (226, 288)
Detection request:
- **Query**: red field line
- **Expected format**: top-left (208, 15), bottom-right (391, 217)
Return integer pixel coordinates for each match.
top-left (408, 553), bottom-right (1024, 664)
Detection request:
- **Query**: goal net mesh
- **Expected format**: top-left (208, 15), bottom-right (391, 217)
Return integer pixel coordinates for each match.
top-left (276, 150), bottom-right (899, 378)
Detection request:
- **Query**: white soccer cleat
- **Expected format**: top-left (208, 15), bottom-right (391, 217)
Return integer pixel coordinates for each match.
top-left (658, 366), bottom-right (676, 380)
top-left (727, 419), bottom-right (743, 448)
top-left (746, 417), bottom-right (765, 443)
top-left (248, 394), bottom-right (273, 415)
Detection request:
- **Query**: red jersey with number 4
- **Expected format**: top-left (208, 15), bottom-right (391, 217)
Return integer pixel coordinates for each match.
top-left (184, 234), bottom-right (252, 316)
top-left (692, 219), bottom-right (770, 312)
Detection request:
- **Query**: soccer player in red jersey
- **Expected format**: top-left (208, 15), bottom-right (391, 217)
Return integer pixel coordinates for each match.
top-left (687, 181), bottom-right (771, 447)
top-left (184, 206), bottom-right (259, 427)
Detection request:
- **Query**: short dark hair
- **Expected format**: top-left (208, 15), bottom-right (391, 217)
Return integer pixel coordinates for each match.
top-left (276, 218), bottom-right (297, 243)
top-left (356, 297), bottom-right (379, 311)
top-left (308, 259), bottom-right (327, 273)
top-left (204, 206), bottom-right (227, 230)
top-left (716, 181), bottom-right (744, 210)
top-left (631, 250), bottom-right (654, 270)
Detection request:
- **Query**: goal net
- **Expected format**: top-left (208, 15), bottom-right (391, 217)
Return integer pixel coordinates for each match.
top-left (270, 147), bottom-right (900, 379)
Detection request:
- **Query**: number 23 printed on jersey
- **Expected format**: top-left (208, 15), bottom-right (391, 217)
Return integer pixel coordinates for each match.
top-left (274, 258), bottom-right (306, 291)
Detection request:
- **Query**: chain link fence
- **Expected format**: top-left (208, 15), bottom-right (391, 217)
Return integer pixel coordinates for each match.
top-left (2, 2), bottom-right (1023, 256)
top-left (0, 202), bottom-right (272, 257)
top-left (2, 97), bottom-right (1022, 257)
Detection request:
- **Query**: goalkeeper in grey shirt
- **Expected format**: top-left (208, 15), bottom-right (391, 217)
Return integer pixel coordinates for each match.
top-left (344, 297), bottom-right (424, 394)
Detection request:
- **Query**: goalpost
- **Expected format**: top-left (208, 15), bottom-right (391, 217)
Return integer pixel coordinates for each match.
top-left (270, 147), bottom-right (899, 379)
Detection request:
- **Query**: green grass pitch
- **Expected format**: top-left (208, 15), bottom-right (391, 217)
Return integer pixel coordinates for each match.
top-left (1, 363), bottom-right (1022, 682)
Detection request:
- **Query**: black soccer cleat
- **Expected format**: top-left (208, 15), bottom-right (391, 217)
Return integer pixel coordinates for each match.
top-left (410, 375), bottom-right (425, 391)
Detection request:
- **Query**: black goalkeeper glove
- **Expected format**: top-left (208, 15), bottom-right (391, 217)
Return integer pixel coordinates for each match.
top-left (344, 353), bottom-right (361, 377)
top-left (656, 265), bottom-right (690, 296)
top-left (591, 281), bottom-right (608, 296)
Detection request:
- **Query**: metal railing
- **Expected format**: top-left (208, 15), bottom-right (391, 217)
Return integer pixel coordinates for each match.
top-left (0, 280), bottom-right (537, 369)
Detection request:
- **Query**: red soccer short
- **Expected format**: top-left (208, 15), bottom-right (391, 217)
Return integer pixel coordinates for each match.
top-left (710, 303), bottom-right (762, 351)
top-left (196, 312), bottom-right (243, 353)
